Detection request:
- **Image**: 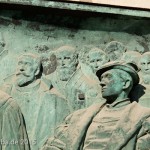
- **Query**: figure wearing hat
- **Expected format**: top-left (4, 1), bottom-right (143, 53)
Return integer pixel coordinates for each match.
top-left (42, 61), bottom-right (150, 150)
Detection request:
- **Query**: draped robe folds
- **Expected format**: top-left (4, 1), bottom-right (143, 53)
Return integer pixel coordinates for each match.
top-left (44, 68), bottom-right (103, 111)
top-left (0, 90), bottom-right (30, 150)
top-left (42, 101), bottom-right (150, 150)
top-left (1, 80), bottom-right (70, 150)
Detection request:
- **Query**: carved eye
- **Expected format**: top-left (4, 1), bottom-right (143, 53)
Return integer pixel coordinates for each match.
top-left (105, 74), bottom-right (112, 79)
top-left (0, 42), bottom-right (5, 47)
top-left (141, 62), bottom-right (145, 65)
top-left (90, 60), bottom-right (94, 63)
top-left (64, 57), bottom-right (70, 60)
top-left (18, 61), bottom-right (22, 65)
top-left (25, 62), bottom-right (32, 66)
top-left (97, 59), bottom-right (102, 62)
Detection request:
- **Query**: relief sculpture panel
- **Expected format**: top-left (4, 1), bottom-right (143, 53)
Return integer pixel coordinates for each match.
top-left (0, 7), bottom-right (150, 150)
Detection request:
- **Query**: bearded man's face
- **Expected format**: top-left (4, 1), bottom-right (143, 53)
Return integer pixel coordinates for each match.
top-left (56, 50), bottom-right (77, 81)
top-left (16, 56), bottom-right (37, 87)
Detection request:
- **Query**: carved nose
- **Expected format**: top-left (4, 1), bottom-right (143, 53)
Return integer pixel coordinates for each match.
top-left (61, 60), bottom-right (65, 66)
top-left (61, 62), bottom-right (65, 66)
top-left (100, 81), bottom-right (106, 87)
top-left (20, 68), bottom-right (24, 72)
top-left (61, 61), bottom-right (66, 67)
top-left (95, 65), bottom-right (99, 69)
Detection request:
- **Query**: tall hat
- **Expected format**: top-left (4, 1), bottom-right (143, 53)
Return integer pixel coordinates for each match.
top-left (96, 61), bottom-right (139, 85)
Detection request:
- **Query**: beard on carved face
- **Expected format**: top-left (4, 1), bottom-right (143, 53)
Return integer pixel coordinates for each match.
top-left (16, 72), bottom-right (35, 87)
top-left (57, 64), bottom-right (77, 81)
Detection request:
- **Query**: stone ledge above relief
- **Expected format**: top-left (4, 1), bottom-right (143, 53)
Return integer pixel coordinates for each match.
top-left (1, 0), bottom-right (150, 18)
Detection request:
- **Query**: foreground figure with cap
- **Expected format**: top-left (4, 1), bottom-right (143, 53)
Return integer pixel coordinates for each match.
top-left (42, 61), bottom-right (150, 150)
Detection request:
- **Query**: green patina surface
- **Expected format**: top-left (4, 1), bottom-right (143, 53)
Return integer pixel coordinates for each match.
top-left (0, 7), bottom-right (150, 80)
top-left (0, 2), bottom-right (150, 150)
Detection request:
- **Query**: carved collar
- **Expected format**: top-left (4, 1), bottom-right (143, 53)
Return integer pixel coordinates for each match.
top-left (106, 98), bottom-right (131, 109)
top-left (15, 79), bottom-right (41, 92)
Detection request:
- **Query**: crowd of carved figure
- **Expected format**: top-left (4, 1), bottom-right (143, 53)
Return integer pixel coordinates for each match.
top-left (0, 40), bottom-right (150, 150)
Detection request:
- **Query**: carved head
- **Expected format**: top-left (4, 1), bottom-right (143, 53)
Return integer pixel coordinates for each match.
top-left (96, 61), bottom-right (139, 102)
top-left (55, 45), bottom-right (78, 81)
top-left (121, 51), bottom-right (141, 66)
top-left (105, 41), bottom-right (126, 61)
top-left (86, 48), bottom-right (109, 73)
top-left (140, 52), bottom-right (150, 84)
top-left (140, 52), bottom-right (150, 74)
top-left (16, 53), bottom-right (42, 87)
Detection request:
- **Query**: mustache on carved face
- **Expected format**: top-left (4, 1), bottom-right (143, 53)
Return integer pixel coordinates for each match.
top-left (16, 72), bottom-right (30, 77)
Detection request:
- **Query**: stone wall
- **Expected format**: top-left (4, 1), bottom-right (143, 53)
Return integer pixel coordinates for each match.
top-left (0, 6), bottom-right (150, 83)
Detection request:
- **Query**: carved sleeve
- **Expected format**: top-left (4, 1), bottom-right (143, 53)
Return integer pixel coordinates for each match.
top-left (136, 117), bottom-right (150, 150)
top-left (41, 114), bottom-right (73, 150)
top-left (1, 99), bottom-right (30, 150)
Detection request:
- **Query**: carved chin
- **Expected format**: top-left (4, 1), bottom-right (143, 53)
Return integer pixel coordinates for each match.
top-left (59, 73), bottom-right (71, 81)
top-left (17, 79), bottom-right (27, 86)
top-left (16, 76), bottom-right (33, 86)
top-left (101, 90), bottom-right (111, 98)
top-left (57, 68), bottom-right (75, 81)
top-left (142, 75), bottom-right (150, 84)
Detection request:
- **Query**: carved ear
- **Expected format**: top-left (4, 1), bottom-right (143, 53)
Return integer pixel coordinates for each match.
top-left (123, 80), bottom-right (130, 90)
